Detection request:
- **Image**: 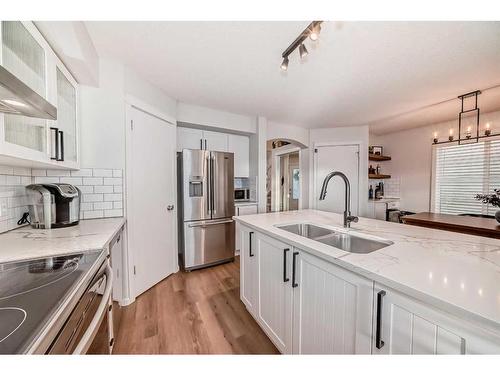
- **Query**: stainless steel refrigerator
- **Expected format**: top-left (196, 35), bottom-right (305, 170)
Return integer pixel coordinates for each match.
top-left (177, 149), bottom-right (235, 270)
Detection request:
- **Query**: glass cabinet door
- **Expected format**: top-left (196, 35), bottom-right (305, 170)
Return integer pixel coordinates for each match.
top-left (56, 67), bottom-right (77, 162)
top-left (1, 21), bottom-right (48, 153)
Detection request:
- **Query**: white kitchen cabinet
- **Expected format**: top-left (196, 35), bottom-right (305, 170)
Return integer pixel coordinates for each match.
top-left (256, 233), bottom-right (293, 353)
top-left (54, 62), bottom-right (78, 164)
top-left (235, 204), bottom-right (258, 253)
top-left (109, 227), bottom-right (124, 303)
top-left (292, 250), bottom-right (373, 354)
top-left (0, 21), bottom-right (80, 169)
top-left (373, 284), bottom-right (500, 354)
top-left (239, 224), bottom-right (258, 318)
top-left (176, 127), bottom-right (203, 152)
top-left (203, 130), bottom-right (228, 152)
top-left (227, 134), bottom-right (249, 177)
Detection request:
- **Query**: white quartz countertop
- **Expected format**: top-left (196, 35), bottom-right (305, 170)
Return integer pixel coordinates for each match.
top-left (0, 217), bottom-right (126, 263)
top-left (368, 197), bottom-right (400, 203)
top-left (234, 209), bottom-right (500, 333)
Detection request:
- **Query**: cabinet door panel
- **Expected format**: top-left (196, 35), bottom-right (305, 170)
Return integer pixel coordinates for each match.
top-left (56, 66), bottom-right (77, 162)
top-left (293, 251), bottom-right (373, 354)
top-left (256, 234), bottom-right (292, 353)
top-left (203, 130), bottom-right (227, 152)
top-left (227, 134), bottom-right (249, 177)
top-left (177, 127), bottom-right (203, 152)
top-left (373, 284), bottom-right (500, 354)
top-left (237, 205), bottom-right (258, 216)
top-left (240, 225), bottom-right (258, 316)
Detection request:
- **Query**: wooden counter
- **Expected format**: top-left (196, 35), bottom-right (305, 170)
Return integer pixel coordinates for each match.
top-left (402, 212), bottom-right (500, 239)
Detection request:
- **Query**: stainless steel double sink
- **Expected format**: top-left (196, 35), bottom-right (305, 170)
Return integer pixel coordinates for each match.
top-left (275, 223), bottom-right (393, 254)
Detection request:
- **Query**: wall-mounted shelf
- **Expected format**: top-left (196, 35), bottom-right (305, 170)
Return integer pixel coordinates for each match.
top-left (369, 173), bottom-right (391, 179)
top-left (369, 154), bottom-right (391, 161)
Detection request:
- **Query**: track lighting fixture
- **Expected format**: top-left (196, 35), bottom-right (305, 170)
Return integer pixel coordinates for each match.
top-left (299, 43), bottom-right (308, 59)
top-left (280, 21), bottom-right (322, 70)
top-left (280, 56), bottom-right (289, 71)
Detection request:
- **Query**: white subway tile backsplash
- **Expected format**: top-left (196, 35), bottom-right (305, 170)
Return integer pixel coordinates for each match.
top-left (71, 169), bottom-right (93, 177)
top-left (83, 177), bottom-right (103, 186)
top-left (93, 169), bottom-right (113, 177)
top-left (103, 177), bottom-right (122, 186)
top-left (6, 175), bottom-right (21, 185)
top-left (83, 194), bottom-right (104, 203)
top-left (60, 177), bottom-right (83, 185)
top-left (84, 210), bottom-right (104, 219)
top-left (104, 193), bottom-right (122, 202)
top-left (75, 185), bottom-right (93, 194)
top-left (93, 201), bottom-right (113, 210)
top-left (34, 176), bottom-right (60, 184)
top-left (0, 166), bottom-right (124, 233)
top-left (31, 169), bottom-right (47, 176)
top-left (94, 185), bottom-right (114, 194)
top-left (47, 169), bottom-right (70, 177)
top-left (104, 209), bottom-right (123, 218)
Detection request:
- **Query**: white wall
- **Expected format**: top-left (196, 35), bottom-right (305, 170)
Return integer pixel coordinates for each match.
top-left (177, 102), bottom-right (257, 134)
top-left (309, 125), bottom-right (370, 216)
top-left (79, 59), bottom-right (178, 170)
top-left (267, 120), bottom-right (309, 147)
top-left (370, 109), bottom-right (500, 213)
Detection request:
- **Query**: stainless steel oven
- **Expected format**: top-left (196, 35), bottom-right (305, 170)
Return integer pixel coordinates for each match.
top-left (47, 259), bottom-right (113, 354)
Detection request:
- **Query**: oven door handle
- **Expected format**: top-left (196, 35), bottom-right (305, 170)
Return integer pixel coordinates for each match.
top-left (72, 265), bottom-right (113, 355)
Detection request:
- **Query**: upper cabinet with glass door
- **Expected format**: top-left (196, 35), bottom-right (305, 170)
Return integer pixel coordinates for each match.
top-left (0, 21), bottom-right (79, 169)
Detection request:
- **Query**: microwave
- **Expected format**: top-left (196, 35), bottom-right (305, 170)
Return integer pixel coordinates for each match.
top-left (234, 188), bottom-right (250, 201)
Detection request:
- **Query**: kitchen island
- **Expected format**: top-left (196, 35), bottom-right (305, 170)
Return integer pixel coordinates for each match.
top-left (234, 209), bottom-right (500, 354)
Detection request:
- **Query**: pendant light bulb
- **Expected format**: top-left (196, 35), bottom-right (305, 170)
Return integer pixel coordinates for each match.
top-left (299, 43), bottom-right (308, 59)
top-left (309, 24), bottom-right (321, 41)
top-left (281, 56), bottom-right (289, 71)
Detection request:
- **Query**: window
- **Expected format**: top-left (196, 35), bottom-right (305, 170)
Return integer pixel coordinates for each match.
top-left (432, 140), bottom-right (500, 215)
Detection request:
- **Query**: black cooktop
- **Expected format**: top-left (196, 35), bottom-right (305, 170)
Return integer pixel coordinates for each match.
top-left (0, 251), bottom-right (102, 354)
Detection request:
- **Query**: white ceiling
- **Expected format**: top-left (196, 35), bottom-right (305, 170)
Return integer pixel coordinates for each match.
top-left (85, 21), bottom-right (500, 133)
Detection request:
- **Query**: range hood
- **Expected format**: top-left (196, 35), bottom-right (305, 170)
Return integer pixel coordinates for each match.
top-left (0, 65), bottom-right (57, 120)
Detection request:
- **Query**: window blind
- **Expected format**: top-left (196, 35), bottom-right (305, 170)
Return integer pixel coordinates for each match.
top-left (433, 139), bottom-right (500, 215)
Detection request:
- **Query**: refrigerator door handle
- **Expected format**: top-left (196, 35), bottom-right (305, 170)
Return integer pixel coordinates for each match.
top-left (188, 219), bottom-right (234, 228)
top-left (206, 153), bottom-right (211, 215)
top-left (210, 154), bottom-right (216, 216)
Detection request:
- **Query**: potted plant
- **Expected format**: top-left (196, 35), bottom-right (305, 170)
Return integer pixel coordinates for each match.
top-left (475, 189), bottom-right (500, 223)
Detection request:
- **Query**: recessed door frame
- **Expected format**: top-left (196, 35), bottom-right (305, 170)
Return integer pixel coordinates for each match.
top-left (312, 141), bottom-right (361, 213)
top-left (124, 94), bottom-right (178, 305)
top-left (272, 145), bottom-right (302, 212)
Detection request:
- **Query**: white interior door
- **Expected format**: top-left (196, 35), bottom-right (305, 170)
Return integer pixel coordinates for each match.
top-left (315, 144), bottom-right (360, 215)
top-left (128, 106), bottom-right (177, 297)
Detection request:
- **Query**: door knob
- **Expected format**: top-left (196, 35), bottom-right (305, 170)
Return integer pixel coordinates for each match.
top-left (167, 205), bottom-right (175, 211)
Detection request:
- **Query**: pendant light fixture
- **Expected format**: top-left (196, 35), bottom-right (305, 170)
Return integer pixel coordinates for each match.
top-left (280, 21), bottom-right (323, 70)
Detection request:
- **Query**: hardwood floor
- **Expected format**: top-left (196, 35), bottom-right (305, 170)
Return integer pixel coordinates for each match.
top-left (112, 257), bottom-right (279, 354)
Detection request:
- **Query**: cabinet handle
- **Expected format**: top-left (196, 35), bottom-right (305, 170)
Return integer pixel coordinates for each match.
top-left (249, 231), bottom-right (254, 257)
top-left (283, 248), bottom-right (290, 282)
top-left (292, 251), bottom-right (299, 287)
top-left (50, 127), bottom-right (59, 160)
top-left (58, 130), bottom-right (64, 161)
top-left (376, 290), bottom-right (386, 349)
top-left (200, 139), bottom-right (203, 150)
top-left (204, 139), bottom-right (207, 150)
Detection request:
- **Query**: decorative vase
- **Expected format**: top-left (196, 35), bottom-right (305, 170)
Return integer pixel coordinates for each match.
top-left (495, 211), bottom-right (500, 223)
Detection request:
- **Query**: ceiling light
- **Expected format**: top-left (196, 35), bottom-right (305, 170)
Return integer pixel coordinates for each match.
top-left (2, 99), bottom-right (27, 108)
top-left (309, 24), bottom-right (321, 41)
top-left (280, 21), bottom-right (322, 70)
top-left (280, 57), bottom-right (289, 71)
top-left (299, 44), bottom-right (308, 59)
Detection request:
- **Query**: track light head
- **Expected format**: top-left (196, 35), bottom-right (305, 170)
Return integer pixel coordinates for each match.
top-left (299, 43), bottom-right (308, 59)
top-left (309, 23), bottom-right (321, 41)
top-left (280, 56), bottom-right (289, 71)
